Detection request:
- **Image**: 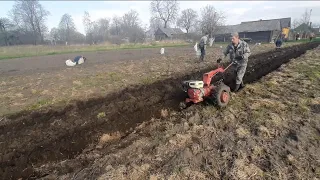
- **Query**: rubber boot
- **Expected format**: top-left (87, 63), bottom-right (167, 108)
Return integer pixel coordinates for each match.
top-left (240, 81), bottom-right (245, 88)
top-left (200, 55), bottom-right (204, 62)
top-left (237, 82), bottom-right (245, 91)
top-left (234, 84), bottom-right (241, 92)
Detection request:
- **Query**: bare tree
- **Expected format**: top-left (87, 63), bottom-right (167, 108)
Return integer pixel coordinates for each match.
top-left (9, 0), bottom-right (49, 45)
top-left (96, 18), bottom-right (110, 41)
top-left (199, 5), bottom-right (225, 37)
top-left (82, 11), bottom-right (94, 44)
top-left (122, 10), bottom-right (140, 28)
top-left (149, 16), bottom-right (164, 31)
top-left (150, 0), bottom-right (179, 28)
top-left (110, 16), bottom-right (122, 36)
top-left (59, 13), bottom-right (76, 44)
top-left (49, 27), bottom-right (59, 43)
top-left (0, 18), bottom-right (14, 46)
top-left (292, 19), bottom-right (300, 29)
top-left (301, 8), bottom-right (312, 25)
top-left (34, 5), bottom-right (50, 43)
top-left (83, 11), bottom-right (93, 35)
top-left (121, 10), bottom-right (145, 43)
top-left (177, 8), bottom-right (198, 33)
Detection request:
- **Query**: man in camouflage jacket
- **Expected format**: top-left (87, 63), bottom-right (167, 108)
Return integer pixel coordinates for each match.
top-left (223, 32), bottom-right (251, 92)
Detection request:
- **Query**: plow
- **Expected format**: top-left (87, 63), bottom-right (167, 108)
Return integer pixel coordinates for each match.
top-left (180, 58), bottom-right (236, 109)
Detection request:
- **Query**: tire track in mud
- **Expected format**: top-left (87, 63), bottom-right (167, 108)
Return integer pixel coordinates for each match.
top-left (0, 42), bottom-right (319, 179)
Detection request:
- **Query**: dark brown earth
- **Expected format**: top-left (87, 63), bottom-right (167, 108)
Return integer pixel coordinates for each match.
top-left (0, 46), bottom-right (192, 77)
top-left (0, 42), bottom-right (319, 180)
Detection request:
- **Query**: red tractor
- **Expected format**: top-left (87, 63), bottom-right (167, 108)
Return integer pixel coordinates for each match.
top-left (180, 59), bottom-right (235, 109)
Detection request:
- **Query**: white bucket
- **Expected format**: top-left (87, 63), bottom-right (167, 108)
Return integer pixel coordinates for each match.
top-left (160, 48), bottom-right (165, 54)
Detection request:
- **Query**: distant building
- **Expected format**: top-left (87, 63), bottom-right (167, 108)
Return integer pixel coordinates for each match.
top-left (154, 27), bottom-right (185, 41)
top-left (294, 22), bottom-right (319, 38)
top-left (312, 27), bottom-right (320, 36)
top-left (215, 17), bottom-right (291, 43)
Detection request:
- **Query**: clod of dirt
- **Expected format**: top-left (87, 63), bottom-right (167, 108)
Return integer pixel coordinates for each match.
top-left (72, 80), bottom-right (83, 86)
top-left (236, 127), bottom-right (250, 138)
top-left (161, 109), bottom-right (169, 118)
top-left (232, 159), bottom-right (264, 180)
top-left (258, 126), bottom-right (273, 138)
top-left (188, 113), bottom-right (201, 125)
top-left (310, 104), bottom-right (320, 114)
top-left (98, 132), bottom-right (122, 146)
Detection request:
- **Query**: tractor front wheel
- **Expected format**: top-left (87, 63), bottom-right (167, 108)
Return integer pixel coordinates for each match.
top-left (212, 83), bottom-right (231, 108)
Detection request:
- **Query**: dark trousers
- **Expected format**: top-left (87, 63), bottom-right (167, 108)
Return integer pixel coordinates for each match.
top-left (200, 46), bottom-right (205, 61)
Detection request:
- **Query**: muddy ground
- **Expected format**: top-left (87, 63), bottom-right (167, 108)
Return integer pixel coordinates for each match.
top-left (0, 43), bottom-right (301, 116)
top-left (0, 46), bottom-right (194, 77)
top-left (0, 42), bottom-right (319, 179)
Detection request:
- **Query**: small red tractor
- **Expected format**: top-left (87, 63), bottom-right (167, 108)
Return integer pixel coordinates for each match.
top-left (180, 59), bottom-right (235, 109)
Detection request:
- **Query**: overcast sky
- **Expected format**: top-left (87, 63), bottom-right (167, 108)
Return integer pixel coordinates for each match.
top-left (1, 1), bottom-right (319, 34)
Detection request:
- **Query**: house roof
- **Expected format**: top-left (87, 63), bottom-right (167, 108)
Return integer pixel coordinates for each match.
top-left (294, 23), bottom-right (313, 33)
top-left (240, 19), bottom-right (281, 32)
top-left (242, 17), bottom-right (291, 29)
top-left (156, 27), bottom-right (184, 37)
top-left (215, 17), bottom-right (291, 35)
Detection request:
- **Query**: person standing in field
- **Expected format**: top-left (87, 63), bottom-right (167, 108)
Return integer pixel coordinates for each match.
top-left (198, 32), bottom-right (209, 61)
top-left (296, 33), bottom-right (300, 41)
top-left (223, 32), bottom-right (251, 92)
top-left (309, 32), bottom-right (315, 41)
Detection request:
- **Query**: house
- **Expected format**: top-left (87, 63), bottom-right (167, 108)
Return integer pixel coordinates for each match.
top-left (145, 29), bottom-right (155, 42)
top-left (312, 27), bottom-right (320, 36)
top-left (154, 27), bottom-right (185, 41)
top-left (294, 22), bottom-right (319, 38)
top-left (215, 17), bottom-right (291, 42)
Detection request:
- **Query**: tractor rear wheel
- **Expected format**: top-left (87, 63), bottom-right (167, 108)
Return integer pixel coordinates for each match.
top-left (212, 83), bottom-right (231, 108)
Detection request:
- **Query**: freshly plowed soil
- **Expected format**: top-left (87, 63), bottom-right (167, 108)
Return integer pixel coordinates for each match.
top-left (0, 42), bottom-right (319, 179)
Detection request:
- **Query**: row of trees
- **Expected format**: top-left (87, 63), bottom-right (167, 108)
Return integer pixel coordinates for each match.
top-left (0, 0), bottom-right (50, 45)
top-left (150, 0), bottom-right (225, 36)
top-left (0, 0), bottom-right (228, 46)
top-left (0, 0), bottom-right (226, 46)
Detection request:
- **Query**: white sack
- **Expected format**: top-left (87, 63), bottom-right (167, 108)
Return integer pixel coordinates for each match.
top-left (65, 59), bottom-right (76, 66)
top-left (194, 43), bottom-right (198, 52)
top-left (160, 48), bottom-right (165, 54)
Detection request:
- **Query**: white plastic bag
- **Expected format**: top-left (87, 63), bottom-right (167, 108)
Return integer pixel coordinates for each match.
top-left (194, 43), bottom-right (198, 52)
top-left (65, 59), bottom-right (76, 67)
top-left (196, 50), bottom-right (201, 57)
top-left (160, 48), bottom-right (165, 54)
top-left (209, 38), bottom-right (215, 47)
top-left (78, 57), bottom-right (84, 65)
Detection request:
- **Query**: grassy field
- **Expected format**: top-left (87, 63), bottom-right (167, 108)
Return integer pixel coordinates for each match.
top-left (0, 41), bottom-right (190, 60)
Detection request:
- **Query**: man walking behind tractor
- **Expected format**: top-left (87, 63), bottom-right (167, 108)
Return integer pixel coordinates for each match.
top-left (198, 32), bottom-right (209, 61)
top-left (223, 32), bottom-right (251, 92)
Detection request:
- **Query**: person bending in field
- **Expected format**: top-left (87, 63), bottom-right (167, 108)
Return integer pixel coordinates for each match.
top-left (275, 38), bottom-right (282, 48)
top-left (73, 55), bottom-right (87, 65)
